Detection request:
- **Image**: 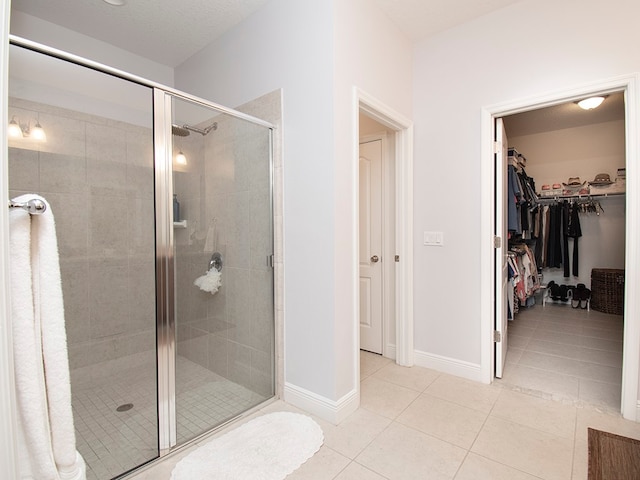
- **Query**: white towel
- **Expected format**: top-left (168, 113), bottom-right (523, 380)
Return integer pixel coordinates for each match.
top-left (9, 194), bottom-right (86, 480)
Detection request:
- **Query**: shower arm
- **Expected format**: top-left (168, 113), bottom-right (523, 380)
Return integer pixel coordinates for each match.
top-left (182, 122), bottom-right (217, 136)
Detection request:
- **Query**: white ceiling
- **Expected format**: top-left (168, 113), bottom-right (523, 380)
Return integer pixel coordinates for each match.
top-left (11, 0), bottom-right (524, 67)
top-left (10, 0), bottom-right (624, 135)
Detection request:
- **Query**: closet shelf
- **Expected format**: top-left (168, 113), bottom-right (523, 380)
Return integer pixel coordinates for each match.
top-left (537, 191), bottom-right (625, 202)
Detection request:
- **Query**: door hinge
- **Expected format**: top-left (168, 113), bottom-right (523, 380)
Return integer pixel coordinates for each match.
top-left (493, 330), bottom-right (502, 342)
top-left (493, 236), bottom-right (502, 248)
top-left (267, 254), bottom-right (274, 268)
top-left (493, 141), bottom-right (501, 155)
top-left (395, 255), bottom-right (400, 262)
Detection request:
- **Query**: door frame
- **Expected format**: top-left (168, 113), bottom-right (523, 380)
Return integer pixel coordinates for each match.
top-left (355, 87), bottom-right (414, 368)
top-left (480, 74), bottom-right (640, 421)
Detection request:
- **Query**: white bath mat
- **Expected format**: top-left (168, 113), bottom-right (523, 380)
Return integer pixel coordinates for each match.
top-left (170, 412), bottom-right (324, 480)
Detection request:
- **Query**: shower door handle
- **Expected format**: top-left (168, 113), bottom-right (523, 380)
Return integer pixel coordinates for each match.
top-left (371, 255), bottom-right (379, 263)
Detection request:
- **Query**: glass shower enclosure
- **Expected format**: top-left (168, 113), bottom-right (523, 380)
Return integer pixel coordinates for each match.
top-left (7, 38), bottom-right (275, 479)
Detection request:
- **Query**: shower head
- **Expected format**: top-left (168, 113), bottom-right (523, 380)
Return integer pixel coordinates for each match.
top-left (171, 124), bottom-right (190, 137)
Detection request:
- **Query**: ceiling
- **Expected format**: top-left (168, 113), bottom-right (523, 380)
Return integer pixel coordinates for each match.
top-left (11, 0), bottom-right (524, 68)
top-left (504, 92), bottom-right (626, 138)
top-left (9, 0), bottom-right (625, 135)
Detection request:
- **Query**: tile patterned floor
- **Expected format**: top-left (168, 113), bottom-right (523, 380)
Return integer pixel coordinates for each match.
top-left (72, 354), bottom-right (265, 480)
top-left (500, 302), bottom-right (624, 411)
top-left (126, 350), bottom-right (640, 480)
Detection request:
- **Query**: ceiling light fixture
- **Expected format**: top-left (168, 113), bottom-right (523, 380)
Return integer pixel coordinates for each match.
top-left (8, 116), bottom-right (47, 142)
top-left (577, 96), bottom-right (606, 110)
top-left (102, 0), bottom-right (126, 6)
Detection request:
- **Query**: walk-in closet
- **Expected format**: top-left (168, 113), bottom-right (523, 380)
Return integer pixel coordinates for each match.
top-left (499, 92), bottom-right (626, 411)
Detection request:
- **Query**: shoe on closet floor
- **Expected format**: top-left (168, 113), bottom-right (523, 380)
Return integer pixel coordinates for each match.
top-left (580, 288), bottom-right (591, 309)
top-left (572, 284), bottom-right (585, 308)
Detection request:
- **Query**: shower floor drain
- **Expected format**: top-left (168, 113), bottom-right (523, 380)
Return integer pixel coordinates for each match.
top-left (116, 403), bottom-right (134, 412)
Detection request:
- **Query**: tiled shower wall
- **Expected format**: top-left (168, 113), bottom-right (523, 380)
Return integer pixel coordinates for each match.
top-left (8, 90), bottom-right (283, 398)
top-left (174, 91), bottom-right (280, 398)
top-left (8, 97), bottom-right (156, 373)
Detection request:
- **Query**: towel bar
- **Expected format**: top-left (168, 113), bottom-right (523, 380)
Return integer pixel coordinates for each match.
top-left (8, 198), bottom-right (47, 215)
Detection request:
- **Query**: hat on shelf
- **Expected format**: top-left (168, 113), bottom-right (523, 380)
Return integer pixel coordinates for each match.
top-left (589, 173), bottom-right (614, 185)
top-left (562, 177), bottom-right (586, 187)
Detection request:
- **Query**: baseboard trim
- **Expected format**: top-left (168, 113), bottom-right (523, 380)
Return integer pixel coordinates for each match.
top-left (283, 382), bottom-right (359, 425)
top-left (414, 349), bottom-right (484, 383)
top-left (384, 344), bottom-right (396, 360)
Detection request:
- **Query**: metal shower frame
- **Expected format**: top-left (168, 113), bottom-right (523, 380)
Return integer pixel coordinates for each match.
top-left (9, 35), bottom-right (276, 460)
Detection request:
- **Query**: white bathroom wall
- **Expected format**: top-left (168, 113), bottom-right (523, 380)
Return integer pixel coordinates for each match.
top-left (412, 0), bottom-right (640, 372)
top-left (332, 0), bottom-right (412, 397)
top-left (175, 0), bottom-right (339, 405)
top-left (175, 0), bottom-right (412, 418)
top-left (9, 10), bottom-right (174, 86)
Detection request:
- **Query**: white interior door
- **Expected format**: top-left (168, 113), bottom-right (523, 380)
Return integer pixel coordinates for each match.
top-left (495, 118), bottom-right (509, 378)
top-left (359, 139), bottom-right (383, 354)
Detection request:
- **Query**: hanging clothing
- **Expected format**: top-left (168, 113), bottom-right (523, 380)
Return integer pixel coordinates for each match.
top-left (562, 201), bottom-right (571, 277)
top-left (507, 165), bottom-right (522, 234)
top-left (568, 202), bottom-right (583, 276)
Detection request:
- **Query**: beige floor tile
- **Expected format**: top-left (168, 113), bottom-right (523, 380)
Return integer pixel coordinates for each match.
top-left (396, 393), bottom-right (487, 449)
top-left (454, 452), bottom-right (541, 480)
top-left (580, 335), bottom-right (623, 352)
top-left (525, 338), bottom-right (583, 359)
top-left (285, 445), bottom-right (350, 480)
top-left (498, 363), bottom-right (580, 402)
top-left (532, 328), bottom-right (583, 347)
top-left (314, 408), bottom-right (391, 459)
top-left (506, 346), bottom-right (524, 364)
top-left (334, 462), bottom-right (388, 480)
top-left (356, 423), bottom-right (466, 480)
top-left (507, 324), bottom-right (536, 338)
top-left (575, 407), bottom-right (640, 442)
top-left (425, 374), bottom-right (501, 413)
top-left (471, 416), bottom-right (573, 480)
top-left (359, 376), bottom-right (420, 419)
top-left (491, 389), bottom-right (577, 439)
top-left (125, 444), bottom-right (198, 480)
top-left (575, 346), bottom-right (622, 368)
top-left (536, 319), bottom-right (583, 335)
top-left (518, 350), bottom-right (584, 377)
top-left (371, 362), bottom-right (439, 392)
top-left (360, 351), bottom-right (392, 379)
top-left (578, 378), bottom-right (620, 410)
top-left (507, 333), bottom-right (531, 349)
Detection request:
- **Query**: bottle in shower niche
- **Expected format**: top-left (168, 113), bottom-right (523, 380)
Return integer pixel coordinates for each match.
top-left (173, 194), bottom-right (180, 222)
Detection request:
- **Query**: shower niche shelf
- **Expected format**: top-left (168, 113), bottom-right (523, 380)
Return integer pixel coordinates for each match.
top-left (173, 220), bottom-right (187, 228)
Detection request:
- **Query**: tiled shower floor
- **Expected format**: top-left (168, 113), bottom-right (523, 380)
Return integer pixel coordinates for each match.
top-left (71, 354), bottom-right (266, 480)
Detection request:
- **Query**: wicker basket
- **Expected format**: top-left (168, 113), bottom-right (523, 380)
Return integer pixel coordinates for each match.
top-left (590, 268), bottom-right (625, 315)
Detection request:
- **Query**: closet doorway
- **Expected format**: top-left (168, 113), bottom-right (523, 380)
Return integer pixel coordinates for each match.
top-left (495, 91), bottom-right (629, 413)
top-left (358, 113), bottom-right (396, 357)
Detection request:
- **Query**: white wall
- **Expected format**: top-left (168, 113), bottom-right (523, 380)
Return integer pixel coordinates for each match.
top-left (412, 0), bottom-right (640, 366)
top-left (176, 0), bottom-right (338, 402)
top-left (332, 0), bottom-right (412, 397)
top-left (175, 0), bottom-right (412, 414)
top-left (9, 11), bottom-right (174, 86)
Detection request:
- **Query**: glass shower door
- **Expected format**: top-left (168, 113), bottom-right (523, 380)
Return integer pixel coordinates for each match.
top-left (8, 44), bottom-right (159, 479)
top-left (168, 95), bottom-right (275, 445)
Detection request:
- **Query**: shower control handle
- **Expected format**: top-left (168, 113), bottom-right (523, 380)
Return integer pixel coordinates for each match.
top-left (371, 255), bottom-right (379, 263)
